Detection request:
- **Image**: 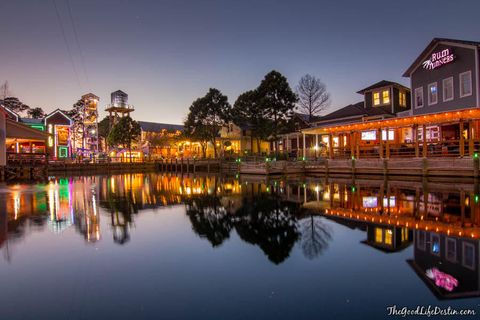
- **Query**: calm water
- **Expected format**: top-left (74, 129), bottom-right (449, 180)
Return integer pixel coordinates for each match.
top-left (1, 173), bottom-right (479, 320)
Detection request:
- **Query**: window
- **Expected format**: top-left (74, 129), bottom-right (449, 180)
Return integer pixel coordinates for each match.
top-left (375, 228), bottom-right (383, 243)
top-left (382, 90), bottom-right (390, 104)
top-left (446, 238), bottom-right (457, 262)
top-left (431, 234), bottom-right (440, 256)
top-left (414, 87), bottom-right (424, 108)
top-left (401, 228), bottom-right (409, 242)
top-left (459, 71), bottom-right (472, 97)
top-left (361, 130), bottom-right (377, 141)
top-left (443, 77), bottom-right (454, 101)
top-left (462, 243), bottom-right (475, 270)
top-left (381, 129), bottom-right (395, 141)
top-left (385, 229), bottom-right (393, 245)
top-left (417, 231), bottom-right (426, 251)
top-left (399, 92), bottom-right (407, 107)
top-left (373, 92), bottom-right (380, 106)
top-left (428, 82), bottom-right (438, 105)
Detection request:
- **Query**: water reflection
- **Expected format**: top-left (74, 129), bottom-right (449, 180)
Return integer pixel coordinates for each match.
top-left (1, 173), bottom-right (480, 300)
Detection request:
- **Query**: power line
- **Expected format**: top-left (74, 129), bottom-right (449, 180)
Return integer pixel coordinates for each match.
top-left (52, 0), bottom-right (82, 89)
top-left (65, 0), bottom-right (90, 87)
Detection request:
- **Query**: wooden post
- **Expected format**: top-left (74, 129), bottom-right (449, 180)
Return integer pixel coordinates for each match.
top-left (302, 133), bottom-right (306, 159)
top-left (355, 132), bottom-right (360, 159)
top-left (378, 128), bottom-right (384, 159)
top-left (328, 133), bottom-right (333, 159)
top-left (422, 124), bottom-right (427, 158)
top-left (460, 120), bottom-right (465, 157)
top-left (469, 120), bottom-right (474, 156)
top-left (350, 132), bottom-right (355, 158)
top-left (414, 125), bottom-right (419, 157)
top-left (385, 128), bottom-right (390, 159)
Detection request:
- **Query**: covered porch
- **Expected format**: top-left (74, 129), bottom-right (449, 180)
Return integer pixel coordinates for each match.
top-left (5, 119), bottom-right (50, 166)
top-left (301, 108), bottom-right (480, 160)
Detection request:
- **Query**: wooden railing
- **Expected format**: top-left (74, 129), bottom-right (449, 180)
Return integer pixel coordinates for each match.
top-left (7, 153), bottom-right (47, 166)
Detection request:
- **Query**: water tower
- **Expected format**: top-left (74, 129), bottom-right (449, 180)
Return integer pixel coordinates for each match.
top-left (105, 90), bottom-right (134, 129)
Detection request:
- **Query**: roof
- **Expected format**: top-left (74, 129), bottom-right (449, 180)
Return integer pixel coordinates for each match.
top-left (19, 117), bottom-right (44, 124)
top-left (356, 80), bottom-right (410, 94)
top-left (82, 93), bottom-right (100, 100)
top-left (403, 38), bottom-right (480, 77)
top-left (138, 121), bottom-right (183, 132)
top-left (316, 102), bottom-right (392, 122)
top-left (293, 112), bottom-right (322, 123)
top-left (6, 118), bottom-right (50, 140)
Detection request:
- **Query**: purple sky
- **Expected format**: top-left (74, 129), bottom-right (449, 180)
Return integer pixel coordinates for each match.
top-left (1, 0), bottom-right (479, 124)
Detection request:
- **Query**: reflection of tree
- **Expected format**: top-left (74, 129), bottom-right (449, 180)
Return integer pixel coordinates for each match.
top-left (100, 184), bottom-right (139, 245)
top-left (234, 194), bottom-right (301, 264)
top-left (299, 215), bottom-right (332, 259)
top-left (185, 195), bottom-right (233, 247)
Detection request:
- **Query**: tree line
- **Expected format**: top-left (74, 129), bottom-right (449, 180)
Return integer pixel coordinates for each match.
top-left (184, 70), bottom-right (330, 158)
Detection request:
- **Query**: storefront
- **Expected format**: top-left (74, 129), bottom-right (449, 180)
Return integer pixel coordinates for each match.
top-left (302, 39), bottom-right (480, 160)
top-left (44, 109), bottom-right (73, 159)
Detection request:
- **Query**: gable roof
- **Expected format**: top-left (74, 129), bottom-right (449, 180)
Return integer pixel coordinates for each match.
top-left (0, 104), bottom-right (19, 121)
top-left (316, 102), bottom-right (392, 123)
top-left (44, 108), bottom-right (72, 123)
top-left (6, 118), bottom-right (50, 140)
top-left (356, 80), bottom-right (410, 94)
top-left (403, 38), bottom-right (480, 77)
top-left (138, 121), bottom-right (183, 133)
top-left (293, 112), bottom-right (322, 124)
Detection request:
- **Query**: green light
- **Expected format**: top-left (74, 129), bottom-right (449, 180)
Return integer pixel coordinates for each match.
top-left (30, 125), bottom-right (45, 131)
top-left (302, 156), bottom-right (306, 161)
top-left (351, 156), bottom-right (355, 160)
top-left (265, 157), bottom-right (270, 162)
top-left (266, 187), bottom-right (270, 192)
top-left (59, 146), bottom-right (68, 158)
top-left (475, 195), bottom-right (479, 204)
top-left (351, 186), bottom-right (356, 192)
top-left (474, 153), bottom-right (479, 159)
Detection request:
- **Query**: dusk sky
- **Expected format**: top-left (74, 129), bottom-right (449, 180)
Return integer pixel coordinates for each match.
top-left (1, 0), bottom-right (479, 124)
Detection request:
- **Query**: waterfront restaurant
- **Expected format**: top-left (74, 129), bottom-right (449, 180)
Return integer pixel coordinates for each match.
top-left (301, 38), bottom-right (480, 160)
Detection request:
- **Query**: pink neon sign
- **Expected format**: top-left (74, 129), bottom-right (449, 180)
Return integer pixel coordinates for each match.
top-left (422, 49), bottom-right (455, 70)
top-left (426, 268), bottom-right (458, 292)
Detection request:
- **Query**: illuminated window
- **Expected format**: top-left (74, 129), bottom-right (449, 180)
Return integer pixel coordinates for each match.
top-left (375, 228), bottom-right (383, 243)
top-left (385, 229), bottom-right (393, 245)
top-left (443, 77), bottom-right (454, 101)
top-left (401, 228), bottom-right (409, 242)
top-left (381, 129), bottom-right (395, 141)
top-left (459, 71), bottom-right (472, 97)
top-left (431, 234), bottom-right (440, 255)
top-left (399, 92), bottom-right (406, 107)
top-left (414, 87), bottom-right (424, 108)
top-left (382, 90), bottom-right (390, 104)
top-left (361, 130), bottom-right (376, 141)
top-left (428, 82), bottom-right (438, 105)
top-left (373, 92), bottom-right (380, 106)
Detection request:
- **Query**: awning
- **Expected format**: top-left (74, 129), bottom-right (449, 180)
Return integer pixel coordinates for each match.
top-left (6, 119), bottom-right (50, 141)
top-left (302, 107), bottom-right (480, 135)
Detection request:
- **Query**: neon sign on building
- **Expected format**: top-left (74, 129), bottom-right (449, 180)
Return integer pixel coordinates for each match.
top-left (422, 49), bottom-right (455, 70)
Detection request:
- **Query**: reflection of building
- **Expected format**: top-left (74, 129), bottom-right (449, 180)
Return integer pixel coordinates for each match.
top-left (408, 230), bottom-right (480, 299)
top-left (363, 224), bottom-right (412, 253)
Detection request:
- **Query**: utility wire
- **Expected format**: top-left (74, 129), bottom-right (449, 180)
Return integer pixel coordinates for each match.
top-left (66, 0), bottom-right (90, 87)
top-left (52, 0), bottom-right (82, 89)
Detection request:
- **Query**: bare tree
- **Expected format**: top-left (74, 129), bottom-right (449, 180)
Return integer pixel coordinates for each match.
top-left (0, 81), bottom-right (11, 100)
top-left (300, 215), bottom-right (332, 259)
top-left (296, 74), bottom-right (330, 122)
